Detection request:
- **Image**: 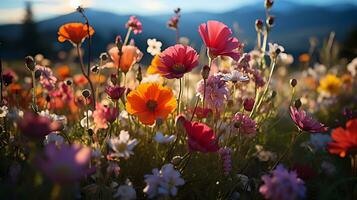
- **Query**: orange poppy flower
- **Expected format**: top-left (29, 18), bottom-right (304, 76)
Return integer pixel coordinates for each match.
top-left (58, 22), bottom-right (94, 45)
top-left (56, 65), bottom-right (71, 80)
top-left (73, 74), bottom-right (88, 86)
top-left (328, 119), bottom-right (357, 158)
top-left (147, 54), bottom-right (165, 75)
top-left (108, 45), bottom-right (143, 73)
top-left (126, 83), bottom-right (177, 125)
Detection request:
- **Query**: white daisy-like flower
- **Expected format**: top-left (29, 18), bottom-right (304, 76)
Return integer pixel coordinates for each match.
top-left (268, 43), bottom-right (285, 58)
top-left (147, 38), bottom-right (162, 56)
top-left (108, 130), bottom-right (138, 159)
top-left (221, 70), bottom-right (249, 83)
top-left (347, 57), bottom-right (357, 77)
top-left (38, 109), bottom-right (67, 126)
top-left (278, 53), bottom-right (294, 66)
top-left (80, 110), bottom-right (95, 130)
top-left (0, 105), bottom-right (9, 118)
top-left (154, 132), bottom-right (176, 144)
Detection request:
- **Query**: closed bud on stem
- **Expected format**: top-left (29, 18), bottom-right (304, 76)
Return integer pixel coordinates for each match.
top-left (201, 65), bottom-right (210, 80)
top-left (115, 36), bottom-right (123, 54)
top-left (99, 52), bottom-right (108, 62)
top-left (294, 99), bottom-right (302, 109)
top-left (91, 65), bottom-right (99, 73)
top-left (290, 79), bottom-right (297, 87)
top-left (266, 16), bottom-right (275, 27)
top-left (65, 78), bottom-right (73, 86)
top-left (82, 89), bottom-right (91, 99)
top-left (265, 0), bottom-right (274, 9)
top-left (136, 66), bottom-right (142, 82)
top-left (25, 56), bottom-right (36, 71)
top-left (255, 19), bottom-right (263, 31)
top-left (34, 69), bottom-right (42, 79)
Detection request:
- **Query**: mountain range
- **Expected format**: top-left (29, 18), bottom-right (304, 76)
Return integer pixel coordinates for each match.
top-left (0, 1), bottom-right (356, 60)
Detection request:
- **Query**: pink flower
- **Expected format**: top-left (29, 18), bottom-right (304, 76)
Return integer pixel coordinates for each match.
top-left (259, 165), bottom-right (306, 200)
top-left (93, 103), bottom-right (119, 130)
top-left (35, 65), bottom-right (57, 91)
top-left (198, 20), bottom-right (241, 60)
top-left (233, 113), bottom-right (257, 137)
top-left (158, 44), bottom-right (199, 79)
top-left (18, 112), bottom-right (62, 140)
top-left (183, 119), bottom-right (219, 153)
top-left (126, 16), bottom-right (142, 34)
top-left (243, 98), bottom-right (255, 112)
top-left (105, 85), bottom-right (126, 100)
top-left (196, 74), bottom-right (228, 111)
top-left (168, 16), bottom-right (179, 30)
top-left (37, 143), bottom-right (93, 184)
top-left (289, 106), bottom-right (328, 133)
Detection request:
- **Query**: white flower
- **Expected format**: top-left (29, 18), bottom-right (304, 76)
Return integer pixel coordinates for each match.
top-left (268, 43), bottom-right (285, 58)
top-left (347, 57), bottom-right (357, 77)
top-left (147, 38), bottom-right (162, 56)
top-left (43, 133), bottom-right (64, 146)
top-left (38, 110), bottom-right (67, 126)
top-left (113, 185), bottom-right (137, 200)
top-left (142, 74), bottom-right (163, 84)
top-left (278, 53), bottom-right (294, 66)
top-left (236, 174), bottom-right (251, 191)
top-left (108, 130), bottom-right (138, 159)
top-left (221, 70), bottom-right (249, 83)
top-left (80, 110), bottom-right (95, 130)
top-left (154, 132), bottom-right (176, 144)
top-left (0, 105), bottom-right (9, 118)
top-left (143, 164), bottom-right (184, 198)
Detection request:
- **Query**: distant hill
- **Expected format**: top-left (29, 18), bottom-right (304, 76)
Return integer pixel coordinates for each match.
top-left (0, 1), bottom-right (356, 61)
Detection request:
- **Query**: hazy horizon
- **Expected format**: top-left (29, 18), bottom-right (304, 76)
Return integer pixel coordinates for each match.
top-left (1, 0), bottom-right (357, 25)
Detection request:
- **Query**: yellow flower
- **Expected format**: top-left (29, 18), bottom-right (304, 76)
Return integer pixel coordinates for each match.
top-left (318, 74), bottom-right (342, 95)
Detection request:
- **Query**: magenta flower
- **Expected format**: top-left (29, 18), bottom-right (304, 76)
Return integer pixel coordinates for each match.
top-left (259, 165), bottom-right (306, 200)
top-left (126, 16), bottom-right (142, 34)
top-left (289, 106), bottom-right (328, 133)
top-left (105, 85), bottom-right (126, 100)
top-left (35, 65), bottom-right (57, 91)
top-left (196, 74), bottom-right (228, 111)
top-left (18, 112), bottom-right (62, 140)
top-left (158, 44), bottom-right (199, 79)
top-left (198, 20), bottom-right (241, 60)
top-left (93, 103), bottom-right (119, 130)
top-left (37, 143), bottom-right (93, 184)
top-left (233, 113), bottom-right (257, 137)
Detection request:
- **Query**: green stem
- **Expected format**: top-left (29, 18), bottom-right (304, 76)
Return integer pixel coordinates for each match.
top-left (177, 78), bottom-right (182, 115)
top-left (123, 27), bottom-right (132, 46)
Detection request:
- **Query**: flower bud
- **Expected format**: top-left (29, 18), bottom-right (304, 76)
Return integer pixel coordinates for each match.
top-left (266, 16), bottom-right (275, 27)
top-left (201, 65), bottom-right (210, 80)
top-left (294, 99), bottom-right (302, 109)
top-left (243, 98), bottom-right (255, 112)
top-left (271, 90), bottom-right (277, 99)
top-left (65, 78), bottom-right (73, 86)
top-left (290, 79), bottom-right (297, 87)
top-left (91, 65), bottom-right (99, 73)
top-left (115, 36), bottom-right (123, 54)
top-left (175, 114), bottom-right (186, 130)
top-left (99, 52), bottom-right (108, 61)
top-left (265, 0), bottom-right (274, 9)
top-left (136, 66), bottom-right (142, 82)
top-left (255, 19), bottom-right (263, 31)
top-left (25, 56), bottom-right (36, 71)
top-left (82, 89), bottom-right (91, 99)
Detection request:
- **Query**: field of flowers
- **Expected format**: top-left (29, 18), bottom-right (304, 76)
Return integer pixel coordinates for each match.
top-left (0, 1), bottom-right (356, 199)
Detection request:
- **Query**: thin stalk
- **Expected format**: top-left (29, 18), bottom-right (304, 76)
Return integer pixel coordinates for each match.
top-left (0, 52), bottom-right (3, 105)
top-left (177, 78), bottom-right (182, 115)
top-left (190, 97), bottom-right (200, 121)
top-left (202, 56), bottom-right (213, 108)
top-left (176, 28), bottom-right (179, 44)
top-left (123, 27), bottom-right (132, 46)
top-left (257, 31), bottom-right (261, 50)
top-left (31, 71), bottom-right (37, 111)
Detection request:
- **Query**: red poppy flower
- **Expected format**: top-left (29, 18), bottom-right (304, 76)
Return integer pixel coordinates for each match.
top-left (328, 119), bottom-right (357, 158)
top-left (183, 120), bottom-right (219, 153)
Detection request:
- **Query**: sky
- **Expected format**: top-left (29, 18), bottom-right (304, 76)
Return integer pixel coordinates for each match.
top-left (0, 0), bottom-right (356, 24)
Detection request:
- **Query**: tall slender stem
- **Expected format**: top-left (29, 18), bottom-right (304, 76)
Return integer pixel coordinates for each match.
top-left (31, 71), bottom-right (37, 111)
top-left (0, 52), bottom-right (3, 105)
top-left (123, 27), bottom-right (132, 46)
top-left (202, 56), bottom-right (213, 109)
top-left (177, 78), bottom-right (182, 115)
top-left (175, 28), bottom-right (179, 44)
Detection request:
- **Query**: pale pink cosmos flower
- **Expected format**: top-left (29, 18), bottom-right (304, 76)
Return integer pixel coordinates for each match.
top-left (37, 143), bottom-right (93, 184)
top-left (35, 65), bottom-right (57, 91)
top-left (126, 16), bottom-right (142, 34)
top-left (93, 103), bottom-right (119, 130)
top-left (196, 74), bottom-right (229, 111)
top-left (198, 20), bottom-right (241, 60)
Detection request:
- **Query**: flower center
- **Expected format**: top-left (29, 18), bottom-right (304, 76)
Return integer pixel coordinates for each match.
top-left (172, 64), bottom-right (186, 73)
top-left (146, 100), bottom-right (158, 112)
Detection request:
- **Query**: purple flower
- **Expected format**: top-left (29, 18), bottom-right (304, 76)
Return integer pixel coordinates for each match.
top-left (289, 106), bottom-right (328, 133)
top-left (37, 143), bottom-right (93, 184)
top-left (35, 65), bottom-right (57, 91)
top-left (105, 85), bottom-right (126, 100)
top-left (126, 16), bottom-right (142, 34)
top-left (259, 165), bottom-right (306, 200)
top-left (232, 113), bottom-right (257, 136)
top-left (196, 74), bottom-right (228, 111)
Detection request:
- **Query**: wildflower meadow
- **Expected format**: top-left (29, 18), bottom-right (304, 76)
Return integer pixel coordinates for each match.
top-left (0, 0), bottom-right (356, 199)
